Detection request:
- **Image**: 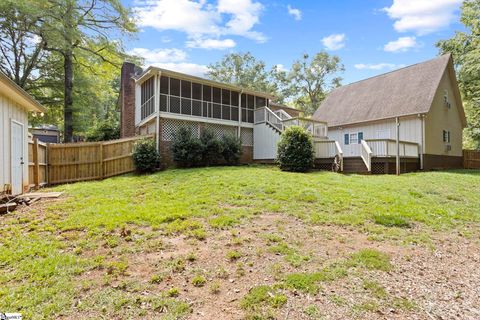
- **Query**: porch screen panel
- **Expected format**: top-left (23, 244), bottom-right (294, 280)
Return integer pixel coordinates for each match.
top-left (241, 93), bottom-right (247, 122)
top-left (160, 76), bottom-right (168, 111)
top-left (141, 77), bottom-right (155, 120)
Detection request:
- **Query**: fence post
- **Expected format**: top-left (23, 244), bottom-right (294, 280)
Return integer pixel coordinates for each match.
top-left (33, 138), bottom-right (40, 189)
top-left (99, 143), bottom-right (104, 179)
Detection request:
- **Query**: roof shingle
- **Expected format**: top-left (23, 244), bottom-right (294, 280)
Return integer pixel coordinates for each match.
top-left (312, 54), bottom-right (451, 127)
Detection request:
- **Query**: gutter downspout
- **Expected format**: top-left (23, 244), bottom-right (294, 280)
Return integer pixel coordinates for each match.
top-left (396, 117), bottom-right (400, 175)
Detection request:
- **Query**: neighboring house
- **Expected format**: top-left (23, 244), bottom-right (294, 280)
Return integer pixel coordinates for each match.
top-left (118, 62), bottom-right (316, 165)
top-left (30, 125), bottom-right (61, 143)
top-left (313, 54), bottom-right (466, 173)
top-left (0, 71), bottom-right (46, 195)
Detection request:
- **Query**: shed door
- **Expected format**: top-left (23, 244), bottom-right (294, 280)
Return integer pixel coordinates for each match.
top-left (11, 120), bottom-right (24, 195)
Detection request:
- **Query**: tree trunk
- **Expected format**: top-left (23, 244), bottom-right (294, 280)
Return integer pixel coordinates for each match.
top-left (63, 50), bottom-right (74, 142)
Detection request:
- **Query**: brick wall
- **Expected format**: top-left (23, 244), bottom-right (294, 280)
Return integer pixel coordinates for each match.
top-left (120, 62), bottom-right (137, 138)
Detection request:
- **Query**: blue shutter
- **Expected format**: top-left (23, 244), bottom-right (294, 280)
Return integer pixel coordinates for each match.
top-left (344, 134), bottom-right (349, 145)
top-left (358, 132), bottom-right (363, 143)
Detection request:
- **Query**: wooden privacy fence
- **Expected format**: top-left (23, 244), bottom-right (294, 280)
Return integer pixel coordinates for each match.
top-left (28, 138), bottom-right (48, 188)
top-left (463, 150), bottom-right (480, 169)
top-left (28, 135), bottom-right (154, 187)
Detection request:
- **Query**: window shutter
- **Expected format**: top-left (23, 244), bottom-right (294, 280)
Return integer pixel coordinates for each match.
top-left (358, 132), bottom-right (363, 143)
top-left (448, 131), bottom-right (451, 143)
top-left (344, 134), bottom-right (349, 145)
top-left (442, 130), bottom-right (446, 142)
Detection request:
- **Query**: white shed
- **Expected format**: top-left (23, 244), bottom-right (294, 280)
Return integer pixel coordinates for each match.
top-left (1, 71), bottom-right (46, 195)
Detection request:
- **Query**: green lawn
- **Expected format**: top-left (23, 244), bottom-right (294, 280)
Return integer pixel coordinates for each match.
top-left (1, 166), bottom-right (479, 319)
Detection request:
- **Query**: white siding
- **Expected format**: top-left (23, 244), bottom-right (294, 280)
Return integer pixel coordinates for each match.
top-left (328, 116), bottom-right (422, 157)
top-left (253, 123), bottom-right (281, 160)
top-left (0, 92), bottom-right (29, 194)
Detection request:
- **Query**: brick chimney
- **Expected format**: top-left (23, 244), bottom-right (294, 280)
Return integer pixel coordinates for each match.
top-left (119, 62), bottom-right (140, 138)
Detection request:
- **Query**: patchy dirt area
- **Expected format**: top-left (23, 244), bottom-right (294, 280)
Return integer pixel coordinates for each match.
top-left (2, 168), bottom-right (480, 319)
top-left (50, 209), bottom-right (480, 319)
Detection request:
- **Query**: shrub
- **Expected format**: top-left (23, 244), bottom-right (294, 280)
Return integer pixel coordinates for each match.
top-left (132, 138), bottom-right (160, 173)
top-left (221, 134), bottom-right (242, 165)
top-left (277, 126), bottom-right (314, 172)
top-left (86, 120), bottom-right (120, 142)
top-left (200, 128), bottom-right (223, 165)
top-left (171, 127), bottom-right (203, 167)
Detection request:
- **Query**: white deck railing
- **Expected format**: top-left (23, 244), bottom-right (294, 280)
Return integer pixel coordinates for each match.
top-left (360, 140), bottom-right (373, 172)
top-left (254, 106), bottom-right (284, 131)
top-left (282, 117), bottom-right (328, 138)
top-left (365, 139), bottom-right (419, 158)
top-left (314, 140), bottom-right (344, 171)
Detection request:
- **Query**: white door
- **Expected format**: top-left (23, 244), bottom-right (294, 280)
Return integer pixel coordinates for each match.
top-left (11, 120), bottom-right (24, 195)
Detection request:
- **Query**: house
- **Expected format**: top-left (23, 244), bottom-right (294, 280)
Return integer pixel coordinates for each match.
top-left (118, 62), bottom-right (323, 165)
top-left (30, 125), bottom-right (61, 143)
top-left (0, 71), bottom-right (46, 195)
top-left (312, 54), bottom-right (466, 173)
top-left (118, 54), bottom-right (464, 174)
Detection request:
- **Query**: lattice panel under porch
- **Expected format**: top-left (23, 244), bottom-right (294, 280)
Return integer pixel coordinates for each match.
top-left (162, 118), bottom-right (200, 141)
top-left (203, 123), bottom-right (237, 140)
top-left (240, 128), bottom-right (253, 146)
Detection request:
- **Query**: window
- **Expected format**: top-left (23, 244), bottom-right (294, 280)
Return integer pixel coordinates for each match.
top-left (443, 130), bottom-right (451, 143)
top-left (349, 133), bottom-right (358, 144)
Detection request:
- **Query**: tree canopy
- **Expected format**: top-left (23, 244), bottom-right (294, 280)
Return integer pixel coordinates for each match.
top-left (206, 52), bottom-right (282, 101)
top-left (0, 0), bottom-right (137, 141)
top-left (207, 51), bottom-right (344, 116)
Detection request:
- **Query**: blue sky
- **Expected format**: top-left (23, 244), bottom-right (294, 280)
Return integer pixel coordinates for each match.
top-left (123, 0), bottom-right (463, 84)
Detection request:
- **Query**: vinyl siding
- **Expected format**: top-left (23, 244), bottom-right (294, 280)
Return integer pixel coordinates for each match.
top-left (328, 116), bottom-right (422, 157)
top-left (0, 92), bottom-right (29, 193)
top-left (424, 68), bottom-right (464, 157)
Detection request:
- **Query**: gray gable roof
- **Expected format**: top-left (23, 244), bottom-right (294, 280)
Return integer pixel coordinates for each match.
top-left (312, 54), bottom-right (453, 127)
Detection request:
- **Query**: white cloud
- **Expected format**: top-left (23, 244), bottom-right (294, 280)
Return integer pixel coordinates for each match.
top-left (186, 38), bottom-right (236, 50)
top-left (287, 5), bottom-right (302, 21)
top-left (129, 48), bottom-right (187, 63)
top-left (321, 34), bottom-right (346, 51)
top-left (128, 47), bottom-right (208, 76)
top-left (384, 36), bottom-right (418, 52)
top-left (274, 64), bottom-right (288, 72)
top-left (383, 0), bottom-right (462, 35)
top-left (354, 63), bottom-right (405, 71)
top-left (134, 0), bottom-right (265, 44)
top-left (217, 0), bottom-right (266, 42)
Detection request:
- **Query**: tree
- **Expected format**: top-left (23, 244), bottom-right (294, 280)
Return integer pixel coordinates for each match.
top-left (37, 0), bottom-right (136, 142)
top-left (0, 0), bottom-right (136, 142)
top-left (0, 1), bottom-right (47, 89)
top-left (437, 0), bottom-right (480, 149)
top-left (206, 52), bottom-right (282, 101)
top-left (275, 52), bottom-right (344, 116)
